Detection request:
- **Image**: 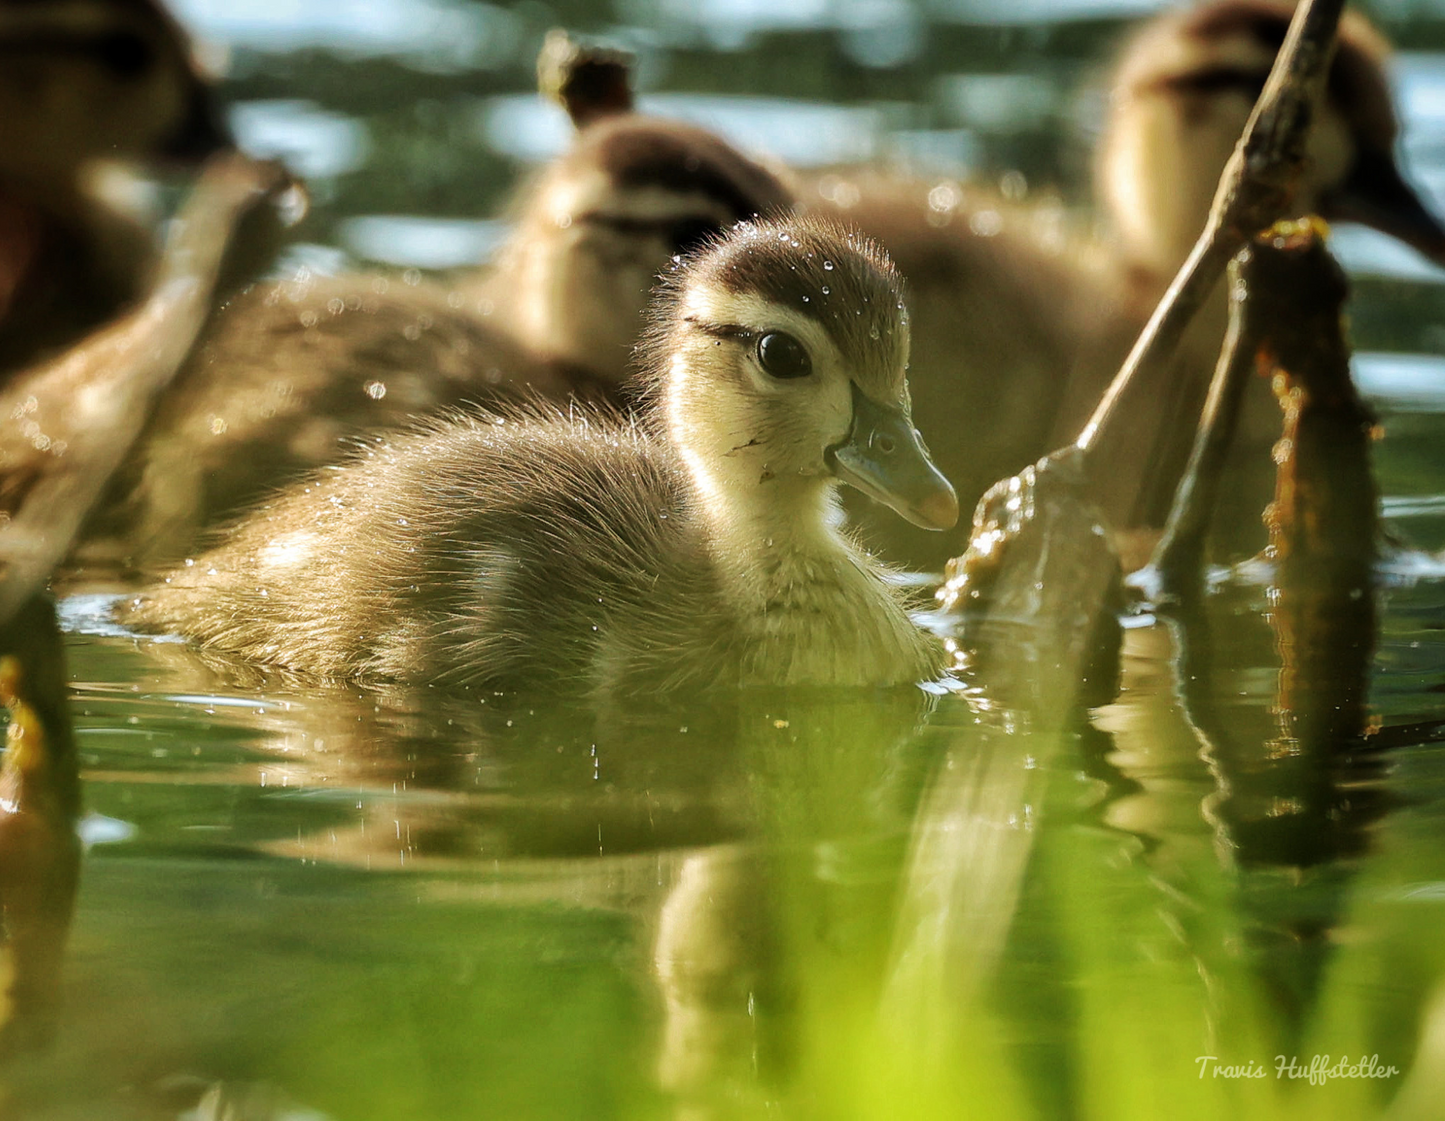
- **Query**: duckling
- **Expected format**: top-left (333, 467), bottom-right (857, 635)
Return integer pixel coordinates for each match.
top-left (0, 0), bottom-right (229, 376)
top-left (818, 0), bottom-right (1445, 567)
top-left (100, 38), bottom-right (794, 568)
top-left (122, 218), bottom-right (956, 693)
top-left (1065, 0), bottom-right (1445, 547)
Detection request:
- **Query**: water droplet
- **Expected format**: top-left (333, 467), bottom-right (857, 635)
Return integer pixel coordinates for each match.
top-left (823, 259), bottom-right (834, 271)
top-left (821, 285), bottom-right (830, 295)
top-left (365, 380), bottom-right (387, 400)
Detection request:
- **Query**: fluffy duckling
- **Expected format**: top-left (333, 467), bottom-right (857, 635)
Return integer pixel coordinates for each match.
top-left (821, 0), bottom-right (1445, 566)
top-left (1068, 0), bottom-right (1445, 545)
top-left (0, 0), bottom-right (228, 375)
top-left (102, 41), bottom-right (794, 566)
top-left (123, 219), bottom-right (956, 693)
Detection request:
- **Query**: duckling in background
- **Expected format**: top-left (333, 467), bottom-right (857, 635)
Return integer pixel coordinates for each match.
top-left (820, 0), bottom-right (1445, 568)
top-left (124, 219), bottom-right (956, 693)
top-left (0, 0), bottom-right (229, 376)
top-left (1068, 0), bottom-right (1445, 550)
top-left (99, 34), bottom-right (794, 569)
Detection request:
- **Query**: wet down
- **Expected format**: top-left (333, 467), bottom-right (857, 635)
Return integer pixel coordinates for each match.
top-left (3, 0), bottom-right (1445, 1118)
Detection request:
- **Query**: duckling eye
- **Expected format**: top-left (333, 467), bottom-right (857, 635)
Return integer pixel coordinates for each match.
top-left (756, 332), bottom-right (812, 379)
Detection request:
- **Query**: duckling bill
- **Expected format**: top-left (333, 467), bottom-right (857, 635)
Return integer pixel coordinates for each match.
top-left (124, 219), bottom-right (956, 693)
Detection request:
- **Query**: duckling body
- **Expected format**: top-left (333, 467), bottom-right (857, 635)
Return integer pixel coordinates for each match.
top-left (125, 219), bottom-right (955, 692)
top-left (818, 0), bottom-right (1444, 567)
top-left (102, 106), bottom-right (794, 567)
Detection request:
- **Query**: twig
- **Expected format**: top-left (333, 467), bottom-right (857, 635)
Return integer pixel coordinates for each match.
top-left (1139, 248), bottom-right (1261, 601)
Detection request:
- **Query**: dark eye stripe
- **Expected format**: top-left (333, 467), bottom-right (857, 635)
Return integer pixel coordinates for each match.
top-left (684, 318), bottom-right (755, 344)
top-left (0, 30), bottom-right (154, 78)
top-left (1155, 65), bottom-right (1271, 100)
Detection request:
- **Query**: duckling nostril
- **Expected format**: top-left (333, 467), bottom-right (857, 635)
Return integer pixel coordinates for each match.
top-left (873, 433), bottom-right (896, 456)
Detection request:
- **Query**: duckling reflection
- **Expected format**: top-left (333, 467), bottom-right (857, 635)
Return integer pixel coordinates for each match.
top-left (125, 218), bottom-right (956, 692)
top-left (102, 45), bottom-right (794, 567)
top-left (63, 617), bottom-right (935, 1117)
top-left (822, 0), bottom-right (1445, 567)
top-left (650, 689), bottom-right (937, 1117)
top-left (122, 637), bottom-right (759, 865)
top-left (0, 0), bottom-right (228, 377)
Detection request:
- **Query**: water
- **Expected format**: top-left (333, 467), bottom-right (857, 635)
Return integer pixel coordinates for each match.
top-left (13, 0), bottom-right (1445, 1117)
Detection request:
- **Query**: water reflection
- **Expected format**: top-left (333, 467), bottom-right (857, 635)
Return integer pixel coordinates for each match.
top-left (229, 100), bottom-right (372, 181)
top-left (336, 215), bottom-right (508, 269)
top-left (477, 93), bottom-right (887, 166)
top-left (0, 599), bottom-right (81, 1055)
top-left (174, 0), bottom-right (518, 70)
top-left (18, 0), bottom-right (1445, 1115)
top-left (63, 628), bottom-right (942, 1117)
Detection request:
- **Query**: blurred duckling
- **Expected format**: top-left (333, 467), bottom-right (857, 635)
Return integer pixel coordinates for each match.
top-left (1069, 0), bottom-right (1445, 547)
top-left (821, 0), bottom-right (1445, 567)
top-left (100, 34), bottom-right (794, 568)
top-left (123, 218), bottom-right (956, 692)
top-left (0, 0), bottom-right (229, 376)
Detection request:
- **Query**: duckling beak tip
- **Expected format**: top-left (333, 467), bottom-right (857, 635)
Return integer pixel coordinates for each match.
top-left (914, 485), bottom-right (961, 533)
top-left (1327, 147), bottom-right (1445, 269)
top-left (827, 387), bottom-right (958, 532)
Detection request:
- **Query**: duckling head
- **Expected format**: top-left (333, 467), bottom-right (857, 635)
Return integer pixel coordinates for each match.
top-left (498, 114), bottom-right (796, 387)
top-left (644, 217), bottom-right (958, 541)
top-left (0, 0), bottom-right (230, 192)
top-left (1099, 0), bottom-right (1445, 280)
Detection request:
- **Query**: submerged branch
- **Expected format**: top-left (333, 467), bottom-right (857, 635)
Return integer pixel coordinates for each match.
top-left (1162, 220), bottom-right (1384, 870)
